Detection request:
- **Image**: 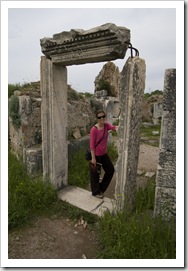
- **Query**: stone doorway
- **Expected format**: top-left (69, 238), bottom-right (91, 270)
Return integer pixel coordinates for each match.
top-left (40, 23), bottom-right (146, 212)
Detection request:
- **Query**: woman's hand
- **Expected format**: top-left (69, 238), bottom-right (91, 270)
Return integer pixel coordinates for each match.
top-left (91, 158), bottom-right (96, 167)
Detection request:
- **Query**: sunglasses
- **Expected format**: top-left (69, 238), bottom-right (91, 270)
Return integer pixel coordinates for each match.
top-left (97, 115), bottom-right (106, 119)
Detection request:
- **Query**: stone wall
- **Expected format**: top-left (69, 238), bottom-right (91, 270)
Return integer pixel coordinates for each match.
top-left (154, 69), bottom-right (176, 220)
top-left (8, 83), bottom-right (100, 175)
top-left (9, 85), bottom-right (42, 174)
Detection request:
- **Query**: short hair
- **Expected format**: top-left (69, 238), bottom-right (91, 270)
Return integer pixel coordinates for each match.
top-left (96, 109), bottom-right (106, 118)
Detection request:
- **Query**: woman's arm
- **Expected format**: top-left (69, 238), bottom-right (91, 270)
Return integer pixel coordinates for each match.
top-left (90, 149), bottom-right (96, 166)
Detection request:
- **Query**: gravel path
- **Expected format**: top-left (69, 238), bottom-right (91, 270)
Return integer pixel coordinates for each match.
top-left (138, 143), bottom-right (159, 172)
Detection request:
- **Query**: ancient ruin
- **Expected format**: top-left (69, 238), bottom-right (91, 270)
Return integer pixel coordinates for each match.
top-left (115, 57), bottom-right (146, 212)
top-left (154, 69), bottom-right (176, 220)
top-left (8, 23), bottom-right (176, 220)
top-left (40, 23), bottom-right (132, 189)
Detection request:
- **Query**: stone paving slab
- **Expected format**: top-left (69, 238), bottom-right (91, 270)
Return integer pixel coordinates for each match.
top-left (57, 186), bottom-right (116, 217)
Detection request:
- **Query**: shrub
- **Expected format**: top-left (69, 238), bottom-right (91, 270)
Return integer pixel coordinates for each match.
top-left (98, 79), bottom-right (111, 92)
top-left (68, 85), bottom-right (80, 101)
top-left (8, 83), bottom-right (21, 98)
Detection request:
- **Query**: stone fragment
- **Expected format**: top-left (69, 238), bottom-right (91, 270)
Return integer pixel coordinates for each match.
top-left (73, 128), bottom-right (81, 139)
top-left (145, 172), bottom-right (155, 178)
top-left (40, 23), bottom-right (130, 65)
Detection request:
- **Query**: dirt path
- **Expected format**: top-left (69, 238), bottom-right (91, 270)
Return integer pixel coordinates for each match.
top-left (8, 143), bottom-right (159, 259)
top-left (9, 216), bottom-right (99, 259)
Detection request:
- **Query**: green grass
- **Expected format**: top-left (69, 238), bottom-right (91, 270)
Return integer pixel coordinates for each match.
top-left (68, 149), bottom-right (90, 188)
top-left (8, 148), bottom-right (98, 230)
top-left (9, 142), bottom-right (175, 259)
top-left (97, 210), bottom-right (175, 259)
top-left (140, 123), bottom-right (161, 146)
top-left (67, 142), bottom-right (118, 188)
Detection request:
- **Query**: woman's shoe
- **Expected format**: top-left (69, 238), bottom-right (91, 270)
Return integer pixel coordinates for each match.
top-left (94, 192), bottom-right (104, 199)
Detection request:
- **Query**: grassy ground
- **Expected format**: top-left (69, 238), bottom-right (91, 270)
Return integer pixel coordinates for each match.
top-left (8, 143), bottom-right (176, 259)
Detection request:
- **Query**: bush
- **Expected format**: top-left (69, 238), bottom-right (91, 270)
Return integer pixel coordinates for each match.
top-left (8, 83), bottom-right (21, 98)
top-left (68, 85), bottom-right (80, 101)
top-left (98, 79), bottom-right (110, 92)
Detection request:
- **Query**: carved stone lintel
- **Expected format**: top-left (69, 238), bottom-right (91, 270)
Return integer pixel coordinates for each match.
top-left (40, 23), bottom-right (130, 65)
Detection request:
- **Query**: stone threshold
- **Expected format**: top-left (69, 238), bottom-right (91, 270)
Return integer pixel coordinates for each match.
top-left (57, 186), bottom-right (116, 217)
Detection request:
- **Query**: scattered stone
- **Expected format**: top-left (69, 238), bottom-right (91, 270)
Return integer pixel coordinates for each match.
top-left (72, 128), bottom-right (81, 139)
top-left (145, 172), bottom-right (156, 178)
top-left (152, 131), bottom-right (159, 135)
top-left (137, 170), bottom-right (145, 175)
top-left (82, 254), bottom-right (87, 259)
top-left (74, 231), bottom-right (78, 235)
top-left (83, 222), bottom-right (88, 229)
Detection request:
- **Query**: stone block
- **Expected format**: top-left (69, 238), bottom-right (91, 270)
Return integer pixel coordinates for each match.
top-left (115, 56), bottom-right (146, 212)
top-left (40, 57), bottom-right (68, 188)
top-left (23, 147), bottom-right (42, 174)
top-left (73, 128), bottom-right (81, 139)
top-left (160, 111), bottom-right (176, 152)
top-left (154, 187), bottom-right (176, 219)
top-left (162, 69), bottom-right (176, 112)
top-left (156, 151), bottom-right (176, 188)
top-left (40, 23), bottom-right (130, 65)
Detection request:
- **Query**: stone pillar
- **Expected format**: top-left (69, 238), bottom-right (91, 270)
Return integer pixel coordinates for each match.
top-left (115, 57), bottom-right (146, 212)
top-left (154, 69), bottom-right (176, 219)
top-left (104, 100), bottom-right (114, 143)
top-left (40, 56), bottom-right (68, 189)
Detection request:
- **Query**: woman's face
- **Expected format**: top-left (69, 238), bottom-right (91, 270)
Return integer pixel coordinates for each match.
top-left (97, 113), bottom-right (106, 123)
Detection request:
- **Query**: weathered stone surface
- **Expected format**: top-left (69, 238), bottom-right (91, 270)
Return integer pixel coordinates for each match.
top-left (23, 147), bottom-right (42, 175)
top-left (40, 56), bottom-right (68, 188)
top-left (115, 56), bottom-right (146, 212)
top-left (67, 99), bottom-right (96, 138)
top-left (160, 111), bottom-right (176, 152)
top-left (162, 69), bottom-right (176, 112)
top-left (141, 95), bottom-right (163, 123)
top-left (154, 187), bottom-right (176, 219)
top-left (156, 151), bottom-right (176, 188)
top-left (154, 69), bottom-right (176, 220)
top-left (72, 127), bottom-right (81, 139)
top-left (94, 61), bottom-right (120, 97)
top-left (40, 23), bottom-right (130, 65)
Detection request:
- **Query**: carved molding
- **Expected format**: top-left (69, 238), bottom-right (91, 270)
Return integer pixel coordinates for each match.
top-left (40, 23), bottom-right (130, 65)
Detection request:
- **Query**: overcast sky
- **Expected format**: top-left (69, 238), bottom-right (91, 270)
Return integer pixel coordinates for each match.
top-left (7, 4), bottom-right (177, 93)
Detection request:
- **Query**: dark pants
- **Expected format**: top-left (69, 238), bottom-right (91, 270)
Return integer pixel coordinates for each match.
top-left (90, 154), bottom-right (114, 196)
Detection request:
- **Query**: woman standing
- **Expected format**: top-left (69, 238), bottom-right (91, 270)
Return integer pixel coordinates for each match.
top-left (89, 109), bottom-right (118, 199)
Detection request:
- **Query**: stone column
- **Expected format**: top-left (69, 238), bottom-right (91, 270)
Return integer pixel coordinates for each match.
top-left (115, 57), bottom-right (146, 212)
top-left (154, 69), bottom-right (176, 220)
top-left (104, 100), bottom-right (114, 143)
top-left (40, 56), bottom-right (68, 189)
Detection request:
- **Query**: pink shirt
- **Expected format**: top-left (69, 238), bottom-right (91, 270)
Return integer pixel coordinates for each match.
top-left (90, 122), bottom-right (116, 156)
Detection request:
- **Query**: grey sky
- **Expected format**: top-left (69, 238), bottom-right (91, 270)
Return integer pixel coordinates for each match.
top-left (8, 6), bottom-right (176, 93)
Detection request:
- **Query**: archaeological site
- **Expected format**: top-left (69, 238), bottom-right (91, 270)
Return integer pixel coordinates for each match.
top-left (8, 23), bottom-right (176, 220)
